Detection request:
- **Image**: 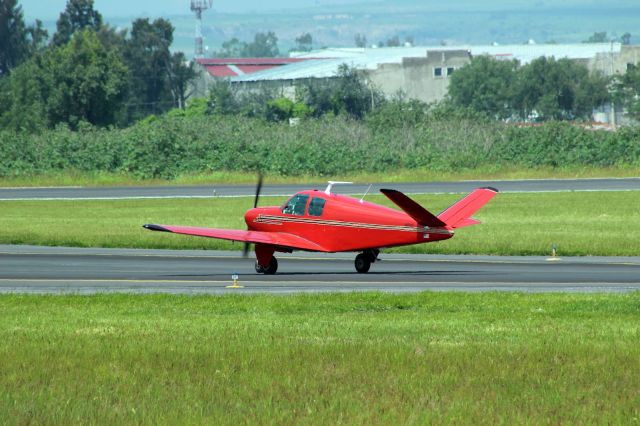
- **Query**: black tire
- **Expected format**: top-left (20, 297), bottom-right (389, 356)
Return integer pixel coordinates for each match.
top-left (263, 257), bottom-right (278, 275)
top-left (255, 261), bottom-right (265, 273)
top-left (354, 253), bottom-right (371, 273)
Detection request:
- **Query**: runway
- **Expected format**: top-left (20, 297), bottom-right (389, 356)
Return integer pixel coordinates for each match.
top-left (1, 245), bottom-right (639, 294)
top-left (1, 177), bottom-right (639, 200)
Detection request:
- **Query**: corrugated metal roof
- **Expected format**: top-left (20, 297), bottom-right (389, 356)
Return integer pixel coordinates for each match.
top-left (196, 57), bottom-right (326, 78)
top-left (196, 57), bottom-right (308, 65)
top-left (237, 65), bottom-right (281, 73)
top-left (205, 65), bottom-right (238, 77)
top-left (231, 43), bottom-right (622, 83)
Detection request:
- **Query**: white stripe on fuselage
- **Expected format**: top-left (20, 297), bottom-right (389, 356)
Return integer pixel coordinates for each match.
top-left (254, 214), bottom-right (452, 235)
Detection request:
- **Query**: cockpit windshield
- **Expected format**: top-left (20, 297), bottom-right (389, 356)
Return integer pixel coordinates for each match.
top-left (281, 194), bottom-right (309, 216)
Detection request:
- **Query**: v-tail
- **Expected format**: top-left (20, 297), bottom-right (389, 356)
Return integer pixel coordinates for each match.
top-left (381, 186), bottom-right (498, 229)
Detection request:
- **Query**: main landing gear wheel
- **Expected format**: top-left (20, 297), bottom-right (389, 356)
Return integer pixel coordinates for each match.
top-left (354, 253), bottom-right (371, 273)
top-left (256, 257), bottom-right (278, 275)
top-left (354, 249), bottom-right (379, 273)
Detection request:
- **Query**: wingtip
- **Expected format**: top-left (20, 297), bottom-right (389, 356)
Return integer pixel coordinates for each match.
top-left (143, 224), bottom-right (172, 233)
top-left (483, 187), bottom-right (499, 193)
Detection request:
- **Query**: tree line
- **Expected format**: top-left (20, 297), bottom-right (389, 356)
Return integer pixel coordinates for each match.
top-left (2, 0), bottom-right (639, 134)
top-left (185, 57), bottom-right (639, 125)
top-left (448, 55), bottom-right (640, 122)
top-left (447, 55), bottom-right (611, 121)
top-left (201, 64), bottom-right (382, 123)
top-left (0, 0), bottom-right (196, 131)
top-left (3, 110), bottom-right (639, 180)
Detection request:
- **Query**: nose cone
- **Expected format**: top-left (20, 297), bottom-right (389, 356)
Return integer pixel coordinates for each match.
top-left (244, 208), bottom-right (258, 229)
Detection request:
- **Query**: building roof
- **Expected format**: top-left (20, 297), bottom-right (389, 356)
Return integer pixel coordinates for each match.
top-left (230, 43), bottom-right (622, 82)
top-left (195, 57), bottom-right (316, 78)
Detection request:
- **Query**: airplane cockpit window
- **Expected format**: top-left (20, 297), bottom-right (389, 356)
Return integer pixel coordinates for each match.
top-left (281, 194), bottom-right (309, 216)
top-left (308, 197), bottom-right (326, 217)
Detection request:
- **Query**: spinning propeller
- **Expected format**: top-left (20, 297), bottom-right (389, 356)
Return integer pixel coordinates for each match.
top-left (242, 173), bottom-right (263, 257)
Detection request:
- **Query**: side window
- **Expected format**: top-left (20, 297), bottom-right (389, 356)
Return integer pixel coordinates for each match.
top-left (308, 197), bottom-right (326, 217)
top-left (282, 194), bottom-right (309, 216)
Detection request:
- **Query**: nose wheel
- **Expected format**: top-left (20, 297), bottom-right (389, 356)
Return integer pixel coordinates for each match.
top-left (255, 256), bottom-right (278, 274)
top-left (354, 249), bottom-right (379, 273)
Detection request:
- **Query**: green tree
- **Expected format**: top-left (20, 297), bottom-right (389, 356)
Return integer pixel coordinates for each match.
top-left (365, 96), bottom-right (430, 131)
top-left (52, 0), bottom-right (103, 46)
top-left (167, 52), bottom-right (197, 109)
top-left (621, 32), bottom-right (632, 45)
top-left (613, 64), bottom-right (640, 119)
top-left (572, 69), bottom-right (610, 119)
top-left (123, 18), bottom-right (174, 121)
top-left (266, 97), bottom-right (295, 122)
top-left (297, 79), bottom-right (335, 117)
top-left (296, 65), bottom-right (381, 119)
top-left (584, 31), bottom-right (608, 43)
top-left (1, 29), bottom-right (127, 130)
top-left (95, 24), bottom-right (127, 52)
top-left (244, 31), bottom-right (279, 57)
top-left (0, 0), bottom-right (47, 76)
top-left (448, 55), bottom-right (519, 119)
top-left (386, 35), bottom-right (400, 47)
top-left (27, 19), bottom-right (48, 51)
top-left (330, 63), bottom-right (378, 119)
top-left (207, 79), bottom-right (239, 115)
top-left (354, 33), bottom-right (367, 48)
top-left (217, 32), bottom-right (280, 58)
top-left (44, 29), bottom-right (127, 127)
top-left (216, 37), bottom-right (246, 58)
top-left (294, 32), bottom-right (312, 52)
top-left (514, 57), bottom-right (609, 120)
top-left (0, 59), bottom-right (47, 131)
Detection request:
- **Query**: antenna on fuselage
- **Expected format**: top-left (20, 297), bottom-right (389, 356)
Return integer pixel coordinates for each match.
top-left (325, 181), bottom-right (353, 194)
top-left (360, 184), bottom-right (372, 203)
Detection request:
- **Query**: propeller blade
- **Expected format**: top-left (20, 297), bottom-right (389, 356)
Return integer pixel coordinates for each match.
top-left (254, 173), bottom-right (263, 208)
top-left (244, 173), bottom-right (262, 258)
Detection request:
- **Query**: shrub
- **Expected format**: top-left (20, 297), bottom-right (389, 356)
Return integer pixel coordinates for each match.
top-left (1, 115), bottom-right (638, 179)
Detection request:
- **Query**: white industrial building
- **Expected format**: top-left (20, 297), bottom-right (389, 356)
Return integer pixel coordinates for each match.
top-left (192, 43), bottom-right (640, 122)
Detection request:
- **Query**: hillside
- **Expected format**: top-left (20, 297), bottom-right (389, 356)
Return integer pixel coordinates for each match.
top-left (25, 0), bottom-right (639, 55)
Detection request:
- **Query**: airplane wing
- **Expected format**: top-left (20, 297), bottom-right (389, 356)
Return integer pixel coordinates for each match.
top-left (143, 224), bottom-right (328, 252)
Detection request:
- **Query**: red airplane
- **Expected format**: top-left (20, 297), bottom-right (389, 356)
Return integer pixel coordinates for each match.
top-left (144, 181), bottom-right (497, 274)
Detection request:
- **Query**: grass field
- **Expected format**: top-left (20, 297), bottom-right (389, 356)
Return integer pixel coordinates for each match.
top-left (1, 166), bottom-right (639, 187)
top-left (1, 292), bottom-right (638, 424)
top-left (1, 191), bottom-right (639, 256)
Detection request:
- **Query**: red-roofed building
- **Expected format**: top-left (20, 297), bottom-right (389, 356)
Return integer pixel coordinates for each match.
top-left (192, 57), bottom-right (317, 97)
top-left (195, 57), bottom-right (310, 78)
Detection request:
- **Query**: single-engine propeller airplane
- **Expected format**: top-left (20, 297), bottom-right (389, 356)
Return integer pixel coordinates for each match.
top-left (143, 180), bottom-right (497, 274)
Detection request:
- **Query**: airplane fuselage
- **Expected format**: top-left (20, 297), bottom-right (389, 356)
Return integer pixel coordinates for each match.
top-left (244, 189), bottom-right (453, 253)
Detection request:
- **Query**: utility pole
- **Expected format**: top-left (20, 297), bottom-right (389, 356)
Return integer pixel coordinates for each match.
top-left (610, 39), bottom-right (617, 129)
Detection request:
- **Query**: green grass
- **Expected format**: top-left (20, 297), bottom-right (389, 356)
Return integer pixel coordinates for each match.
top-left (1, 191), bottom-right (639, 256)
top-left (1, 292), bottom-right (639, 424)
top-left (0, 165), bottom-right (639, 187)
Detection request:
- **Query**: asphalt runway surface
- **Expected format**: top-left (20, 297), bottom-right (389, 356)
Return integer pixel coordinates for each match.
top-left (1, 245), bottom-right (639, 294)
top-left (2, 179), bottom-right (638, 294)
top-left (1, 177), bottom-right (639, 200)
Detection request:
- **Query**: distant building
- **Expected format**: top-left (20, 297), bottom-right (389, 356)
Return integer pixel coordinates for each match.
top-left (192, 44), bottom-right (640, 122)
top-left (192, 57), bottom-right (321, 98)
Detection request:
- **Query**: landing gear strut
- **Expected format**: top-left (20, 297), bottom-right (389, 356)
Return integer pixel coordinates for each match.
top-left (354, 249), bottom-right (379, 273)
top-left (255, 256), bottom-right (278, 274)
